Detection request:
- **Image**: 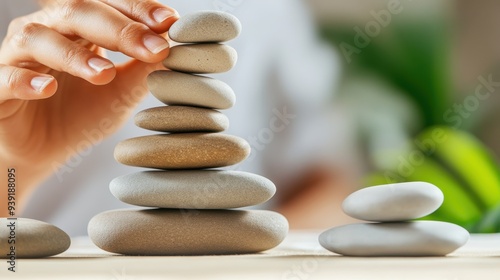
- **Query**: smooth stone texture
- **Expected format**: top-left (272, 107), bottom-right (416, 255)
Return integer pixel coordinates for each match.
top-left (114, 133), bottom-right (250, 169)
top-left (342, 182), bottom-right (444, 222)
top-left (88, 209), bottom-right (288, 255)
top-left (135, 106), bottom-right (229, 132)
top-left (163, 44), bottom-right (237, 74)
top-left (169, 11), bottom-right (241, 43)
top-left (0, 218), bottom-right (70, 258)
top-left (110, 170), bottom-right (276, 208)
top-left (148, 71), bottom-right (235, 109)
top-left (319, 221), bottom-right (469, 257)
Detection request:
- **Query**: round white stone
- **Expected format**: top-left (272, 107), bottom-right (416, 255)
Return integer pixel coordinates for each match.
top-left (110, 170), bottom-right (276, 209)
top-left (319, 221), bottom-right (469, 256)
top-left (342, 182), bottom-right (444, 222)
top-left (169, 11), bottom-right (241, 43)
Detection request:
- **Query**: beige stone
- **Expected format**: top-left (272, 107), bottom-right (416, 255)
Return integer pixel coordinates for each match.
top-left (110, 170), bottom-right (276, 208)
top-left (88, 209), bottom-right (288, 255)
top-left (114, 133), bottom-right (250, 169)
top-left (163, 44), bottom-right (237, 74)
top-left (0, 218), bottom-right (70, 258)
top-left (135, 106), bottom-right (228, 133)
top-left (169, 11), bottom-right (241, 43)
top-left (148, 71), bottom-right (235, 109)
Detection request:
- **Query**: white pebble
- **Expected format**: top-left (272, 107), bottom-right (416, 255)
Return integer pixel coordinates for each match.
top-left (342, 182), bottom-right (444, 222)
top-left (319, 221), bottom-right (469, 256)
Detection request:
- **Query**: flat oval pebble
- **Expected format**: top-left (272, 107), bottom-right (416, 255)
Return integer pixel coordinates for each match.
top-left (0, 218), bottom-right (70, 258)
top-left (135, 106), bottom-right (229, 132)
top-left (169, 11), bottom-right (241, 43)
top-left (342, 182), bottom-right (444, 222)
top-left (319, 221), bottom-right (469, 257)
top-left (88, 209), bottom-right (288, 255)
top-left (114, 133), bottom-right (250, 169)
top-left (163, 44), bottom-right (237, 74)
top-left (110, 170), bottom-right (276, 208)
top-left (148, 71), bottom-right (235, 109)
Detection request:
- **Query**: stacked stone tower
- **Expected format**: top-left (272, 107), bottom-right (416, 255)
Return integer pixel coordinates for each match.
top-left (88, 11), bottom-right (288, 255)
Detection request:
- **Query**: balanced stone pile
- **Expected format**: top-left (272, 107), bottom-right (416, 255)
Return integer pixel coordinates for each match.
top-left (319, 182), bottom-right (470, 256)
top-left (88, 11), bottom-right (288, 255)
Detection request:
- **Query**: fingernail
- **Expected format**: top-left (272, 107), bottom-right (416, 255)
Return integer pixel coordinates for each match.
top-left (143, 35), bottom-right (169, 54)
top-left (31, 76), bottom-right (54, 92)
top-left (88, 58), bottom-right (114, 73)
top-left (153, 8), bottom-right (176, 23)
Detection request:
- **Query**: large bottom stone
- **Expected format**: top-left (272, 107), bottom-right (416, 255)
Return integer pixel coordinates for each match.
top-left (88, 209), bottom-right (288, 255)
top-left (0, 218), bottom-right (70, 258)
top-left (319, 221), bottom-right (469, 257)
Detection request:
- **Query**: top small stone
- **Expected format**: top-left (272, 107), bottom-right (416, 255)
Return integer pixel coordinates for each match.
top-left (342, 182), bottom-right (444, 222)
top-left (169, 11), bottom-right (241, 43)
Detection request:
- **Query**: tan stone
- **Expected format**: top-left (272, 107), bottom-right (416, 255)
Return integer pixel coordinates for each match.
top-left (88, 209), bottom-right (289, 255)
top-left (0, 218), bottom-right (70, 258)
top-left (135, 106), bottom-right (228, 133)
top-left (163, 44), bottom-right (237, 74)
top-left (169, 11), bottom-right (241, 43)
top-left (114, 133), bottom-right (250, 169)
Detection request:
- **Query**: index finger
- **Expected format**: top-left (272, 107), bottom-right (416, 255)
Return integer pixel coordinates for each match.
top-left (97, 0), bottom-right (179, 33)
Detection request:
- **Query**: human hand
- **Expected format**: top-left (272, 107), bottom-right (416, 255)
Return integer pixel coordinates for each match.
top-left (0, 0), bottom-right (179, 210)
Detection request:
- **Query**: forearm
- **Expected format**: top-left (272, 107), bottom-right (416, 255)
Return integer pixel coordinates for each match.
top-left (0, 0), bottom-right (177, 216)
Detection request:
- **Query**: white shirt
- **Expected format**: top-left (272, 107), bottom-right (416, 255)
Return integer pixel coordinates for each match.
top-left (2, 0), bottom-right (340, 236)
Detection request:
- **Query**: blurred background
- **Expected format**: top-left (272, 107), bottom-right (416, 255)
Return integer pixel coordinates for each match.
top-left (286, 0), bottom-right (500, 233)
top-left (19, 0), bottom-right (500, 234)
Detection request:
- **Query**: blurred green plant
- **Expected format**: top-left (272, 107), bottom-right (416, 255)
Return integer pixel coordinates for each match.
top-left (366, 127), bottom-right (500, 232)
top-left (321, 16), bottom-right (452, 127)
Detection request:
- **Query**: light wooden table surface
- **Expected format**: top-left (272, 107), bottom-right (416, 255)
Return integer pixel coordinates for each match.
top-left (1, 232), bottom-right (499, 279)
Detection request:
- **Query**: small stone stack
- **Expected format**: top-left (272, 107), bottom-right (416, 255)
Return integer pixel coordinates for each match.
top-left (319, 182), bottom-right (470, 256)
top-left (88, 11), bottom-right (288, 255)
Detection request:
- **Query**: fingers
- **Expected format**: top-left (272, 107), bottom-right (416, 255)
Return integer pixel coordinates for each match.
top-left (0, 64), bottom-right (57, 101)
top-left (97, 0), bottom-right (179, 33)
top-left (3, 23), bottom-right (116, 85)
top-left (37, 0), bottom-right (172, 63)
top-left (0, 0), bottom-right (178, 99)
